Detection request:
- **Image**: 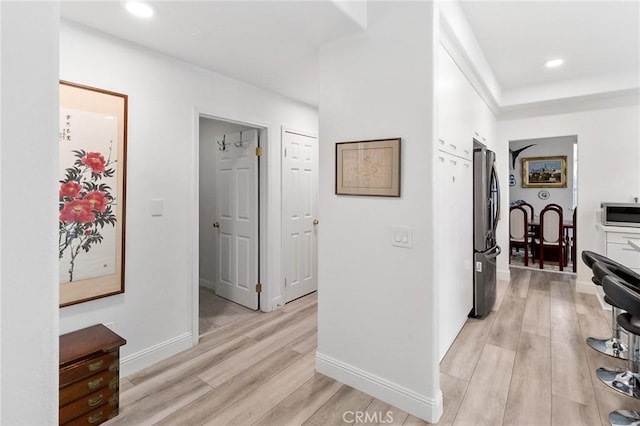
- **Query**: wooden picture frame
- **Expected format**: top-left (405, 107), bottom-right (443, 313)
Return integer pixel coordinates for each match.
top-left (59, 81), bottom-right (128, 307)
top-left (336, 138), bottom-right (401, 197)
top-left (521, 155), bottom-right (567, 188)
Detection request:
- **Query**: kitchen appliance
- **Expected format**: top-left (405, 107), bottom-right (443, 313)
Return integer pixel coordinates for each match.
top-left (472, 143), bottom-right (501, 318)
top-left (601, 202), bottom-right (640, 228)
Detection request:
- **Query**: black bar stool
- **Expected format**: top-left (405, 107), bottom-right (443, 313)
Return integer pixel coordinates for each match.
top-left (582, 251), bottom-right (640, 359)
top-left (598, 274), bottom-right (640, 425)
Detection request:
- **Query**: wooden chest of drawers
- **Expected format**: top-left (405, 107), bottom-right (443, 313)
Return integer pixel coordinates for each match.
top-left (59, 324), bottom-right (126, 426)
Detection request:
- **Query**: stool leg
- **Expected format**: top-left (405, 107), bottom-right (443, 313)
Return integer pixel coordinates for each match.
top-left (596, 327), bottom-right (640, 399)
top-left (609, 410), bottom-right (640, 425)
top-left (587, 306), bottom-right (629, 360)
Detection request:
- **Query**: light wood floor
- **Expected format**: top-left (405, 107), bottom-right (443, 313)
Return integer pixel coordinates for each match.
top-left (108, 271), bottom-right (640, 425)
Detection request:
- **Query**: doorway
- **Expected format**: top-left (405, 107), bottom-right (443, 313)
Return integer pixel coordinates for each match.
top-left (198, 116), bottom-right (263, 335)
top-left (282, 129), bottom-right (319, 303)
top-left (508, 135), bottom-right (578, 273)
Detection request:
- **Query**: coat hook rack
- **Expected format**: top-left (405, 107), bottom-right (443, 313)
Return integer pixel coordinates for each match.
top-left (217, 135), bottom-right (228, 151)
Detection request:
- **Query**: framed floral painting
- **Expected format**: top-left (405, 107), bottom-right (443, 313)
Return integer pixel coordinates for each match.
top-left (59, 81), bottom-right (128, 307)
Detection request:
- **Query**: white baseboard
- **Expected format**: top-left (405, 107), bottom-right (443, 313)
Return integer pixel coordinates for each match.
top-left (199, 278), bottom-right (215, 291)
top-left (497, 269), bottom-right (511, 282)
top-left (575, 280), bottom-right (597, 295)
top-left (316, 352), bottom-right (443, 423)
top-left (576, 280), bottom-right (609, 310)
top-left (120, 332), bottom-right (193, 377)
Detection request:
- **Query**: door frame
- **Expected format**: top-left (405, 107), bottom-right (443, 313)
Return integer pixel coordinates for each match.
top-left (191, 110), bottom-right (272, 344)
top-left (280, 126), bottom-right (319, 305)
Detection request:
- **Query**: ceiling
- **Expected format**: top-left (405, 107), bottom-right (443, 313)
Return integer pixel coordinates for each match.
top-left (61, 1), bottom-right (640, 108)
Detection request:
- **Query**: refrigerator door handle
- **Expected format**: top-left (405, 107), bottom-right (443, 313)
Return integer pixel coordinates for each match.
top-left (492, 164), bottom-right (501, 223)
top-left (486, 244), bottom-right (501, 259)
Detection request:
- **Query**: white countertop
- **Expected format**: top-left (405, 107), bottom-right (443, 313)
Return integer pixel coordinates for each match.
top-left (596, 223), bottom-right (640, 234)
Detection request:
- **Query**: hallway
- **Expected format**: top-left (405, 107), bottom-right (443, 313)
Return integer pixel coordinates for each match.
top-left (110, 269), bottom-right (639, 425)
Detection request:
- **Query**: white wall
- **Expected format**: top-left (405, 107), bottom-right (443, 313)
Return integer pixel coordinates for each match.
top-left (498, 100), bottom-right (640, 289)
top-left (509, 136), bottom-right (576, 216)
top-left (59, 21), bottom-right (318, 375)
top-left (317, 2), bottom-right (441, 422)
top-left (199, 118), bottom-right (255, 290)
top-left (1, 2), bottom-right (59, 424)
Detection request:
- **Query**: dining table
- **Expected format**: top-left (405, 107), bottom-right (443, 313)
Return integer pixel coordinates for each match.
top-left (527, 217), bottom-right (575, 266)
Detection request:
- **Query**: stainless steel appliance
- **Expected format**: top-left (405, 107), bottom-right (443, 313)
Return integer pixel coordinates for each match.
top-left (472, 143), bottom-right (501, 318)
top-left (601, 202), bottom-right (640, 227)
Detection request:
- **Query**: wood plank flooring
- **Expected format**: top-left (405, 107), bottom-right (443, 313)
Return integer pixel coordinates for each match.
top-left (108, 272), bottom-right (640, 425)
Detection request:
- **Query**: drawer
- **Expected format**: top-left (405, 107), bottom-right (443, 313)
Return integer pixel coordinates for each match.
top-left (63, 403), bottom-right (118, 426)
top-left (607, 242), bottom-right (640, 269)
top-left (606, 232), bottom-right (640, 245)
top-left (60, 387), bottom-right (117, 424)
top-left (60, 351), bottom-right (118, 388)
top-left (60, 370), bottom-right (117, 407)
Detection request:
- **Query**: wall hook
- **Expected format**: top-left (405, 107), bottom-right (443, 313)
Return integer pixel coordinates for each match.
top-left (217, 135), bottom-right (228, 151)
top-left (234, 131), bottom-right (245, 148)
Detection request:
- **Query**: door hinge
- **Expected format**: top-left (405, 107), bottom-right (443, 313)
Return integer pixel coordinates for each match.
top-left (255, 283), bottom-right (262, 293)
top-left (255, 146), bottom-right (262, 157)
top-left (284, 148), bottom-right (287, 158)
top-left (284, 278), bottom-right (287, 288)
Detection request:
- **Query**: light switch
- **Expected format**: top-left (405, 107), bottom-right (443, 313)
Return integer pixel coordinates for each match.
top-left (151, 198), bottom-right (163, 217)
top-left (391, 226), bottom-right (412, 248)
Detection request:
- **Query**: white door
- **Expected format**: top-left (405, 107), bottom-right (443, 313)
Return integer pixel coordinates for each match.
top-left (214, 129), bottom-right (259, 310)
top-left (282, 130), bottom-right (318, 303)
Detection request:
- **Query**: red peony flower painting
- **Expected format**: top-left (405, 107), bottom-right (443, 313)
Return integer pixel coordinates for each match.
top-left (59, 148), bottom-right (117, 282)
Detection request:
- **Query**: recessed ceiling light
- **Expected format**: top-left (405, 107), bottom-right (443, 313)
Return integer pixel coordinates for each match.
top-left (545, 58), bottom-right (564, 68)
top-left (125, 1), bottom-right (154, 19)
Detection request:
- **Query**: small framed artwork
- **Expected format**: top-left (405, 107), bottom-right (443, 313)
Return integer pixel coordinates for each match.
top-left (521, 155), bottom-right (567, 188)
top-left (59, 81), bottom-right (128, 307)
top-left (336, 138), bottom-right (401, 197)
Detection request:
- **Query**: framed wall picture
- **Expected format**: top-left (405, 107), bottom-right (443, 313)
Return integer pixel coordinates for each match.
top-left (336, 138), bottom-right (401, 197)
top-left (521, 155), bottom-right (567, 188)
top-left (59, 81), bottom-right (128, 307)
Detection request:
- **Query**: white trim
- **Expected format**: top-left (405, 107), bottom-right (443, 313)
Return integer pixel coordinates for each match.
top-left (199, 278), bottom-right (215, 291)
top-left (497, 268), bottom-right (511, 282)
top-left (576, 280), bottom-right (610, 311)
top-left (316, 352), bottom-right (443, 423)
top-left (120, 332), bottom-right (193, 377)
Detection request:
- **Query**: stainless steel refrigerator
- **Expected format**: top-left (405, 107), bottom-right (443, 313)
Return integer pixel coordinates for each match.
top-left (472, 144), bottom-right (501, 318)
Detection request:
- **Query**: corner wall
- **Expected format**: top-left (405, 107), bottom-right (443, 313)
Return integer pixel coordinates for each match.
top-left (498, 101), bottom-right (640, 288)
top-left (317, 2), bottom-right (441, 422)
top-left (1, 2), bottom-right (60, 423)
top-left (59, 21), bottom-right (318, 376)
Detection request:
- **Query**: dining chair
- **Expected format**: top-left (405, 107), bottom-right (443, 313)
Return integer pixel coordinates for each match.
top-left (535, 204), bottom-right (565, 271)
top-left (520, 202), bottom-right (534, 222)
top-left (569, 207), bottom-right (577, 272)
top-left (510, 205), bottom-right (530, 266)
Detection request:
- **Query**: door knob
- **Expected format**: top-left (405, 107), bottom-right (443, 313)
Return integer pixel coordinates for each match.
top-left (313, 219), bottom-right (319, 225)
top-left (213, 222), bottom-right (220, 228)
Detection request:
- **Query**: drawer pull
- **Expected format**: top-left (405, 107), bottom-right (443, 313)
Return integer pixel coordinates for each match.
top-left (109, 376), bottom-right (118, 390)
top-left (88, 411), bottom-right (103, 424)
top-left (108, 360), bottom-right (119, 372)
top-left (88, 360), bottom-right (104, 372)
top-left (108, 393), bottom-right (118, 406)
top-left (88, 395), bottom-right (103, 407)
top-left (87, 377), bottom-right (103, 390)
